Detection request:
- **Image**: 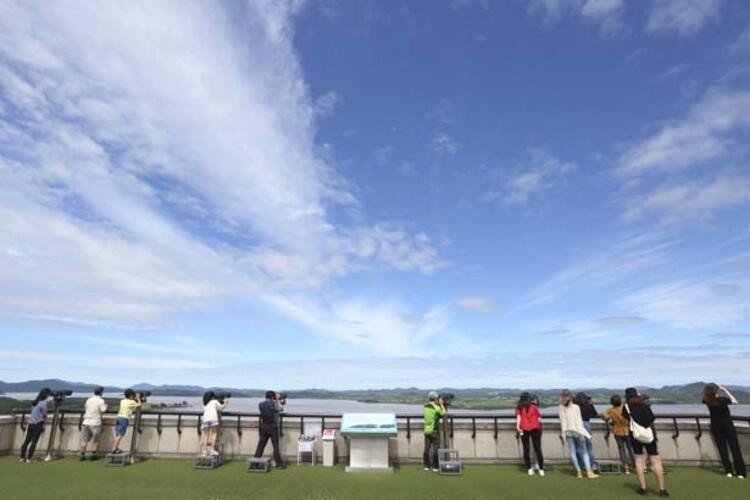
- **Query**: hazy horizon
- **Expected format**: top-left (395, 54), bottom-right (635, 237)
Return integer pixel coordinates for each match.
top-left (1, 1), bottom-right (749, 389)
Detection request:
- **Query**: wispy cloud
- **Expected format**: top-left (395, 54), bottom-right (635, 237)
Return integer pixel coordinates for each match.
top-left (623, 174), bottom-right (750, 223)
top-left (313, 90), bottom-right (342, 117)
top-left (646, 0), bottom-right (723, 37)
top-left (519, 231), bottom-right (677, 309)
top-left (526, 0), bottom-right (624, 34)
top-left (431, 131), bottom-right (461, 155)
top-left (483, 149), bottom-right (577, 205)
top-left (456, 296), bottom-right (496, 313)
top-left (0, 1), bottom-right (441, 331)
top-left (616, 90), bottom-right (750, 178)
top-left (618, 279), bottom-right (747, 329)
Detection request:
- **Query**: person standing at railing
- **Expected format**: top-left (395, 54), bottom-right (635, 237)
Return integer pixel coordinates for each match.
top-left (79, 386), bottom-right (107, 461)
top-left (423, 391), bottom-right (447, 472)
top-left (601, 395), bottom-right (633, 474)
top-left (622, 387), bottom-right (668, 497)
top-left (254, 391), bottom-right (286, 469)
top-left (516, 392), bottom-right (544, 476)
top-left (559, 389), bottom-right (598, 479)
top-left (703, 383), bottom-right (746, 479)
top-left (200, 391), bottom-right (229, 456)
top-left (19, 388), bottom-right (52, 464)
top-left (110, 389), bottom-right (141, 455)
top-left (575, 392), bottom-right (599, 472)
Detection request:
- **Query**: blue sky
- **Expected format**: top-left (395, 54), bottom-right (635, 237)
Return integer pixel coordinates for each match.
top-left (0, 0), bottom-right (749, 389)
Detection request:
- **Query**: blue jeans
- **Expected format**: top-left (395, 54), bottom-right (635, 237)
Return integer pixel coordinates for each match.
top-left (583, 421), bottom-right (597, 469)
top-left (566, 434), bottom-right (591, 473)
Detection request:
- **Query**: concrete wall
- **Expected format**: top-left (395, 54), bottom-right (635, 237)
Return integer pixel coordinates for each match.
top-left (2, 413), bottom-right (748, 467)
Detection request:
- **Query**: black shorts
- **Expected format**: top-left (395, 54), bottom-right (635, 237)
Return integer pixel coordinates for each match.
top-left (629, 435), bottom-right (658, 456)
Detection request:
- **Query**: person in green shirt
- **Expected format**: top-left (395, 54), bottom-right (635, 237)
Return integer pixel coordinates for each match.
top-left (423, 391), bottom-right (447, 471)
top-left (110, 389), bottom-right (141, 454)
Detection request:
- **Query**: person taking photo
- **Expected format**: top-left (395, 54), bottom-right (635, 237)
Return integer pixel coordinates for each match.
top-left (253, 391), bottom-right (286, 469)
top-left (423, 391), bottom-right (447, 472)
top-left (703, 382), bottom-right (746, 479)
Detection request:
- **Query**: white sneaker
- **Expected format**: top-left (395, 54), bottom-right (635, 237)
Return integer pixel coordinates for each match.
top-left (528, 468), bottom-right (535, 476)
top-left (423, 467), bottom-right (430, 471)
top-left (738, 475), bottom-right (745, 480)
top-left (432, 468), bottom-right (439, 472)
top-left (539, 469), bottom-right (545, 477)
top-left (727, 473), bottom-right (733, 478)
top-left (210, 450), bottom-right (220, 456)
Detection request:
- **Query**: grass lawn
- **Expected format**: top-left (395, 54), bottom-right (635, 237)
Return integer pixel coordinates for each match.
top-left (0, 456), bottom-right (747, 500)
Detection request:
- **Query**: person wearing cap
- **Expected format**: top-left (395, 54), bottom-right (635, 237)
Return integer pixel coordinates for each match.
top-left (622, 387), bottom-right (668, 497)
top-left (79, 386), bottom-right (107, 461)
top-left (423, 391), bottom-right (447, 472)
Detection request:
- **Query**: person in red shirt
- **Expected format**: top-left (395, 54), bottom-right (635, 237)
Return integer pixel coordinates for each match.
top-left (516, 392), bottom-right (544, 476)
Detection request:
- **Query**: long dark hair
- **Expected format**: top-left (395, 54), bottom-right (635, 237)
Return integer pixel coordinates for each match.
top-left (574, 392), bottom-right (589, 408)
top-left (32, 388), bottom-right (52, 406)
top-left (517, 392), bottom-right (532, 410)
top-left (203, 391), bottom-right (215, 406)
top-left (703, 383), bottom-right (720, 407)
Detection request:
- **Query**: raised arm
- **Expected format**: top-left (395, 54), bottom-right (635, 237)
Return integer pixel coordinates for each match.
top-left (718, 384), bottom-right (739, 404)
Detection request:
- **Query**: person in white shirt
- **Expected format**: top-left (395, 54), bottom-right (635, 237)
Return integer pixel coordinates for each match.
top-left (201, 391), bottom-right (230, 456)
top-left (559, 389), bottom-right (599, 479)
top-left (79, 386), bottom-right (107, 461)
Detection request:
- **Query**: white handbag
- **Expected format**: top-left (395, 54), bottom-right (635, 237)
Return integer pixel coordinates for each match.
top-left (625, 404), bottom-right (655, 444)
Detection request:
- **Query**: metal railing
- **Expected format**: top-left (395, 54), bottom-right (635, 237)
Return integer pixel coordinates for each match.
top-left (9, 406), bottom-right (749, 442)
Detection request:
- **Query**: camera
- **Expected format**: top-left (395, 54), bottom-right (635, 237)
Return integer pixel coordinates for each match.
top-left (439, 393), bottom-right (455, 406)
top-left (137, 391), bottom-right (152, 400)
top-left (52, 390), bottom-right (73, 401)
top-left (217, 392), bottom-right (232, 401)
top-left (277, 392), bottom-right (287, 405)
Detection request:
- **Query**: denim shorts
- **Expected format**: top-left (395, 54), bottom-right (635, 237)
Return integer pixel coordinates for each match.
top-left (114, 417), bottom-right (129, 437)
top-left (201, 420), bottom-right (219, 430)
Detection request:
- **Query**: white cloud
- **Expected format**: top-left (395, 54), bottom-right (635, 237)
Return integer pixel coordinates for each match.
top-left (616, 90), bottom-right (750, 177)
top-left (456, 296), bottom-right (496, 313)
top-left (526, 0), bottom-right (624, 33)
top-left (260, 293), bottom-right (451, 355)
top-left (618, 279), bottom-right (747, 329)
top-left (431, 131), bottom-right (461, 155)
top-left (313, 90), bottom-right (342, 117)
top-left (646, 0), bottom-right (723, 37)
top-left (519, 231), bottom-right (677, 309)
top-left (484, 149), bottom-right (577, 205)
top-left (623, 174), bottom-right (750, 222)
top-left (0, 1), bottom-right (442, 332)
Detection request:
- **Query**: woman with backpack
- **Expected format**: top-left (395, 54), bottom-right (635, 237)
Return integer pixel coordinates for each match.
top-left (703, 383), bottom-right (746, 479)
top-left (515, 392), bottom-right (544, 476)
top-left (622, 387), bottom-right (668, 497)
top-left (559, 389), bottom-right (598, 479)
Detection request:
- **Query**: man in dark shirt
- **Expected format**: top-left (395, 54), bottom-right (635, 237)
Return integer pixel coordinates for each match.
top-left (254, 390), bottom-right (285, 468)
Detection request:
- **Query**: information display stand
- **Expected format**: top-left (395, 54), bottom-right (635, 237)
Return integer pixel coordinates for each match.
top-left (340, 413), bottom-right (397, 473)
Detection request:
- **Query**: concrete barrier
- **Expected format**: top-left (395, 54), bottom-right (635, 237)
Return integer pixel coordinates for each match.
top-left (2, 412), bottom-right (748, 467)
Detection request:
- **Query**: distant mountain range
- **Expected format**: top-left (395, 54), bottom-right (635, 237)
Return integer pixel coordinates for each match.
top-left (2, 379), bottom-right (749, 407)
